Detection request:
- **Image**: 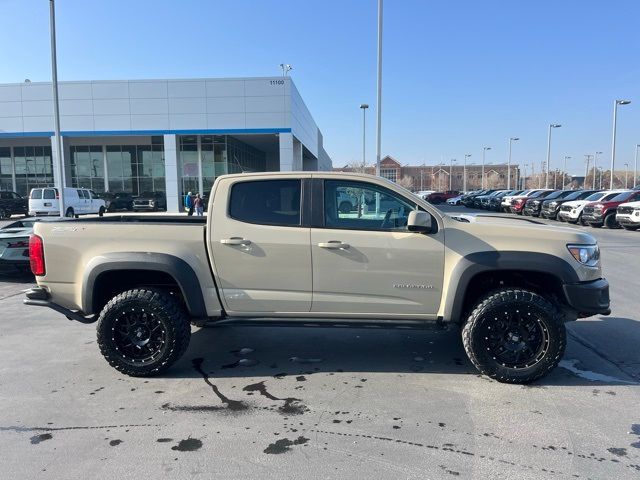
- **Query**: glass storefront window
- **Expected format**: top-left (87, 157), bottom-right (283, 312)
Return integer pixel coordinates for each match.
top-left (0, 147), bottom-right (13, 192)
top-left (70, 145), bottom-right (104, 192)
top-left (13, 146), bottom-right (54, 197)
top-left (104, 144), bottom-right (165, 195)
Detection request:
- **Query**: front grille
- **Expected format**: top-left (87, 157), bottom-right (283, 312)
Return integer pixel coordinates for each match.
top-left (583, 206), bottom-right (595, 215)
top-left (560, 205), bottom-right (572, 212)
top-left (618, 206), bottom-right (634, 215)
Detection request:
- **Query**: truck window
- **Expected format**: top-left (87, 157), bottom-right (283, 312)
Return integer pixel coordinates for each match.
top-left (31, 189), bottom-right (42, 200)
top-left (324, 180), bottom-right (416, 231)
top-left (229, 179), bottom-right (301, 227)
top-left (43, 189), bottom-right (56, 200)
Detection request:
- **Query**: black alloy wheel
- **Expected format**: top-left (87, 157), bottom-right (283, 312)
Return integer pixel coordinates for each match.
top-left (463, 288), bottom-right (565, 383)
top-left (97, 288), bottom-right (191, 376)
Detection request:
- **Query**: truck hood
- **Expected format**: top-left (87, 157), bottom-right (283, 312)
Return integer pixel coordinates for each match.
top-left (562, 199), bottom-right (592, 208)
top-left (619, 201), bottom-right (640, 208)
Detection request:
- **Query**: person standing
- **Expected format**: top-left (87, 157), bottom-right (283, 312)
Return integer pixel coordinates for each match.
top-left (184, 191), bottom-right (194, 216)
top-left (194, 193), bottom-right (204, 216)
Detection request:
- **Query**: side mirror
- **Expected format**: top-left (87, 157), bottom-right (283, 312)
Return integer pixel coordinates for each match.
top-left (407, 210), bottom-right (432, 233)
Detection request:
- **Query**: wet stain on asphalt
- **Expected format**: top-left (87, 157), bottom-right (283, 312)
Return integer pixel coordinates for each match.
top-left (439, 464), bottom-right (460, 476)
top-left (263, 436), bottom-right (309, 454)
top-left (191, 358), bottom-right (249, 412)
top-left (221, 358), bottom-right (259, 369)
top-left (109, 439), bottom-right (122, 446)
top-left (30, 433), bottom-right (52, 444)
top-left (171, 438), bottom-right (203, 452)
top-left (242, 381), bottom-right (308, 415)
top-left (157, 438), bottom-right (173, 443)
top-left (607, 447), bottom-right (627, 457)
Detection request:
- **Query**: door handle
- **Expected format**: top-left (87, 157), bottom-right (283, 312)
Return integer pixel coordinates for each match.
top-left (221, 237), bottom-right (252, 246)
top-left (318, 241), bottom-right (350, 249)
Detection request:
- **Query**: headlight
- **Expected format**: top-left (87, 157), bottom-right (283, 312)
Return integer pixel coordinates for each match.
top-left (567, 244), bottom-right (600, 267)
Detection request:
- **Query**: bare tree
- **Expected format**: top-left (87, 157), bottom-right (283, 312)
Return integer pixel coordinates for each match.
top-left (346, 159), bottom-right (367, 174)
top-left (397, 175), bottom-right (414, 191)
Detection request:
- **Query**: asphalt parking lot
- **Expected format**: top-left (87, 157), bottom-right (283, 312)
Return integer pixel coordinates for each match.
top-left (1, 210), bottom-right (639, 479)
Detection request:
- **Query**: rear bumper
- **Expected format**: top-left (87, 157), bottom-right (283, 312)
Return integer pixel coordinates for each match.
top-left (23, 287), bottom-right (96, 324)
top-left (563, 278), bottom-right (611, 317)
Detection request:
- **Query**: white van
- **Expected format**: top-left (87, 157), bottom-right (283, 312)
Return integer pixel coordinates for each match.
top-left (29, 187), bottom-right (106, 217)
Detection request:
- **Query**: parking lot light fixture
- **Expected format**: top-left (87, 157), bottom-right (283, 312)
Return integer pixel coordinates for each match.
top-left (507, 137), bottom-right (519, 189)
top-left (624, 163), bottom-right (629, 188)
top-left (610, 100), bottom-right (631, 189)
top-left (563, 156), bottom-right (571, 189)
top-left (449, 159), bottom-right (456, 191)
top-left (545, 124), bottom-right (562, 188)
top-left (482, 147), bottom-right (491, 189)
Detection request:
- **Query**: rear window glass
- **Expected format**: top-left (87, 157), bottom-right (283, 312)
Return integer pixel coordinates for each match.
top-left (610, 191), bottom-right (636, 202)
top-left (43, 189), bottom-right (56, 200)
top-left (30, 189), bottom-right (42, 199)
top-left (229, 180), bottom-right (301, 227)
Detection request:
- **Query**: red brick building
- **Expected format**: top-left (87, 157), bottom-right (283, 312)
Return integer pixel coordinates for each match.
top-left (334, 155), bottom-right (520, 192)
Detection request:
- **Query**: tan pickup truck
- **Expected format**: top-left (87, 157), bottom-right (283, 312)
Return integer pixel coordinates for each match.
top-left (24, 172), bottom-right (610, 383)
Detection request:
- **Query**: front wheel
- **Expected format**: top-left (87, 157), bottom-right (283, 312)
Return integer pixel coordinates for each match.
top-left (462, 289), bottom-right (566, 384)
top-left (96, 288), bottom-right (191, 377)
top-left (603, 213), bottom-right (618, 229)
top-left (338, 201), bottom-right (352, 214)
top-left (98, 206), bottom-right (106, 217)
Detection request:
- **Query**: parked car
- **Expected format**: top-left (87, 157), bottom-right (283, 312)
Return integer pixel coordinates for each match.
top-left (103, 192), bottom-right (134, 212)
top-left (478, 190), bottom-right (510, 209)
top-left (501, 189), bottom-right (540, 212)
top-left (582, 190), bottom-right (640, 228)
top-left (0, 218), bottom-right (44, 271)
top-left (510, 189), bottom-right (553, 215)
top-left (133, 191), bottom-right (167, 212)
top-left (446, 194), bottom-right (463, 206)
top-left (488, 190), bottom-right (521, 211)
top-left (615, 201), bottom-right (640, 230)
top-left (0, 191), bottom-right (29, 219)
top-left (26, 171), bottom-right (610, 384)
top-left (541, 190), bottom-right (599, 220)
top-left (463, 190), bottom-right (497, 207)
top-left (523, 190), bottom-right (579, 217)
top-left (557, 190), bottom-right (625, 225)
top-left (29, 187), bottom-right (106, 218)
top-left (425, 191), bottom-right (460, 205)
top-left (415, 190), bottom-right (436, 200)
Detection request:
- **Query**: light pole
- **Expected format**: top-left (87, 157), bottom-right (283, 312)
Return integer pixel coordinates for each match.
top-left (359, 104), bottom-right (369, 169)
top-left (609, 99), bottom-right (631, 189)
top-left (507, 137), bottom-right (519, 189)
top-left (634, 144), bottom-right (639, 188)
top-left (481, 147), bottom-right (491, 189)
top-left (375, 0), bottom-right (383, 177)
top-left (449, 159), bottom-right (456, 191)
top-left (279, 64), bottom-right (292, 76)
top-left (463, 154), bottom-right (471, 192)
top-left (522, 164), bottom-right (529, 189)
top-left (49, 0), bottom-right (65, 218)
top-left (624, 163), bottom-right (629, 188)
top-left (584, 155), bottom-right (592, 188)
top-left (563, 156), bottom-right (571, 189)
top-left (593, 151), bottom-right (602, 189)
top-left (545, 124), bottom-right (562, 188)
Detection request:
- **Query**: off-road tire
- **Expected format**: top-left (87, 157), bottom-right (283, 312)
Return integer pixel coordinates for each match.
top-left (97, 288), bottom-right (191, 377)
top-left (462, 289), bottom-right (566, 384)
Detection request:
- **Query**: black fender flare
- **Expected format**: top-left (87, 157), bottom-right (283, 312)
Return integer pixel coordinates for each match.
top-left (444, 251), bottom-right (579, 324)
top-left (83, 252), bottom-right (207, 317)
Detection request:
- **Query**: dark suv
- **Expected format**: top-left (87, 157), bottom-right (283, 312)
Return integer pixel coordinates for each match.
top-left (523, 190), bottom-right (578, 217)
top-left (133, 191), bottom-right (167, 211)
top-left (0, 191), bottom-right (28, 219)
top-left (540, 190), bottom-right (598, 220)
top-left (103, 192), bottom-right (134, 212)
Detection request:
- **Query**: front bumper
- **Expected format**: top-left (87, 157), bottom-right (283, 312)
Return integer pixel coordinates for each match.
top-left (523, 205), bottom-right (541, 216)
top-left (23, 287), bottom-right (97, 324)
top-left (616, 215), bottom-right (640, 227)
top-left (563, 278), bottom-right (611, 317)
top-left (582, 212), bottom-right (604, 224)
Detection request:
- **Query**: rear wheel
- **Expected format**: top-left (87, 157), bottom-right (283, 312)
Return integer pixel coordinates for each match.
top-left (65, 207), bottom-right (75, 218)
top-left (462, 288), bottom-right (566, 384)
top-left (622, 225), bottom-right (639, 231)
top-left (97, 288), bottom-right (191, 377)
top-left (98, 206), bottom-right (106, 217)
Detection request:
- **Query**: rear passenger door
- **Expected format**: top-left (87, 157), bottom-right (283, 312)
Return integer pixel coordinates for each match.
top-left (208, 176), bottom-right (312, 313)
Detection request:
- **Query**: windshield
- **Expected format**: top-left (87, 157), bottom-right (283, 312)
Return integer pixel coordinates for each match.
top-left (564, 190), bottom-right (585, 200)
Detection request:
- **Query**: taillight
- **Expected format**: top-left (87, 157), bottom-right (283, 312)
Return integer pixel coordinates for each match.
top-left (29, 234), bottom-right (46, 276)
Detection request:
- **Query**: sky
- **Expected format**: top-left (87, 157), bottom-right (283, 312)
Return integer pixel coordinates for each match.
top-left (1, 0), bottom-right (639, 176)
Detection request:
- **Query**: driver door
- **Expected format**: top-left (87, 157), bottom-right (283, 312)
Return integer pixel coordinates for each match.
top-left (310, 179), bottom-right (445, 316)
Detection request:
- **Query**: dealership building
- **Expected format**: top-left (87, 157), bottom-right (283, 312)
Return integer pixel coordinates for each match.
top-left (0, 76), bottom-right (332, 211)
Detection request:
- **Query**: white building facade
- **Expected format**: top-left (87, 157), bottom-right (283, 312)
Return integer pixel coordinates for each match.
top-left (0, 76), bottom-right (332, 212)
